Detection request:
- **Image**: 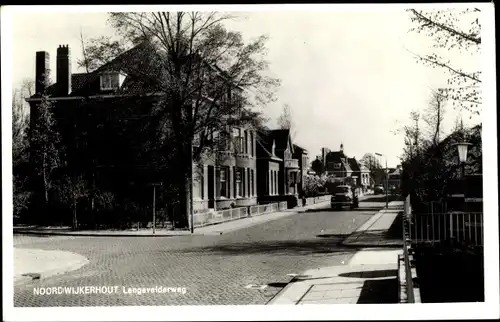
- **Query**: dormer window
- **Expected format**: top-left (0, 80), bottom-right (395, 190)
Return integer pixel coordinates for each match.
top-left (100, 72), bottom-right (126, 91)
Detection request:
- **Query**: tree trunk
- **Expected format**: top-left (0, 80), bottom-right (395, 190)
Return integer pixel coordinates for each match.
top-left (177, 148), bottom-right (193, 230)
top-left (42, 153), bottom-right (49, 207)
top-left (72, 188), bottom-right (78, 230)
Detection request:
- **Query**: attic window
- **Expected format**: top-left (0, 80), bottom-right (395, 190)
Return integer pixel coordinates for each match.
top-left (100, 72), bottom-right (125, 90)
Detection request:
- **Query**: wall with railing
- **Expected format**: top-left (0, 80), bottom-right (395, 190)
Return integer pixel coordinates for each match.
top-left (193, 195), bottom-right (331, 228)
top-left (400, 195), bottom-right (420, 303)
top-left (406, 195), bottom-right (484, 246)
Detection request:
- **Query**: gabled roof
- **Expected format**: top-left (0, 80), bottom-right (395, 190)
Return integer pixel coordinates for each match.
top-left (293, 144), bottom-right (307, 154)
top-left (325, 150), bottom-right (352, 172)
top-left (270, 129), bottom-right (292, 152)
top-left (37, 42), bottom-right (238, 98)
top-left (347, 157), bottom-right (360, 172)
top-left (256, 130), bottom-right (282, 161)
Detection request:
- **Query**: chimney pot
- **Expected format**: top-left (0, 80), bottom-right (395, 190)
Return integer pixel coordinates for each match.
top-left (56, 45), bottom-right (72, 95)
top-left (35, 51), bottom-right (50, 95)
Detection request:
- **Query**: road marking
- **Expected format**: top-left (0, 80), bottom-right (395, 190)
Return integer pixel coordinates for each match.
top-left (286, 274), bottom-right (312, 279)
top-left (245, 284), bottom-right (268, 290)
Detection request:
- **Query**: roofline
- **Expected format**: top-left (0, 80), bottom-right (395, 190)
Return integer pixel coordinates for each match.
top-left (257, 156), bottom-right (283, 162)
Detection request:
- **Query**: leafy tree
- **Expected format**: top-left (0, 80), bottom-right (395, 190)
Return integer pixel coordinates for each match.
top-left (407, 8), bottom-right (481, 116)
top-left (360, 153), bottom-right (382, 170)
top-left (302, 174), bottom-right (327, 197)
top-left (310, 157), bottom-right (325, 175)
top-left (79, 12), bottom-right (280, 228)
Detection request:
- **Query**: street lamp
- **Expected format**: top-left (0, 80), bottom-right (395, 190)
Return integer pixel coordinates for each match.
top-left (453, 141), bottom-right (472, 177)
top-left (375, 152), bottom-right (388, 209)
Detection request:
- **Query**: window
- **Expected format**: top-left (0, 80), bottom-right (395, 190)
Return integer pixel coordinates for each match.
top-left (334, 163), bottom-right (341, 169)
top-left (270, 170), bottom-right (274, 195)
top-left (250, 132), bottom-right (254, 156)
top-left (244, 131), bottom-right (248, 154)
top-left (274, 171), bottom-right (278, 194)
top-left (220, 167), bottom-right (228, 197)
top-left (235, 168), bottom-right (242, 197)
top-left (233, 128), bottom-right (244, 153)
top-left (194, 167), bottom-right (204, 200)
top-left (250, 169), bottom-right (254, 196)
top-left (100, 73), bottom-right (120, 90)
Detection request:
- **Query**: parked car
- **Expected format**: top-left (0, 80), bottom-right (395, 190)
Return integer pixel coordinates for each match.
top-left (374, 185), bottom-right (385, 194)
top-left (331, 185), bottom-right (358, 210)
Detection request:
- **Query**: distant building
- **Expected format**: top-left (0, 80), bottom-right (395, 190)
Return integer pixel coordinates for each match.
top-left (256, 129), bottom-right (300, 200)
top-left (293, 144), bottom-right (309, 196)
top-left (348, 157), bottom-right (371, 192)
top-left (324, 144), bottom-right (352, 180)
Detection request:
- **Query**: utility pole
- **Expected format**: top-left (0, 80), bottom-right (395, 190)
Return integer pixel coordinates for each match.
top-left (375, 152), bottom-right (389, 209)
top-left (151, 182), bottom-right (162, 234)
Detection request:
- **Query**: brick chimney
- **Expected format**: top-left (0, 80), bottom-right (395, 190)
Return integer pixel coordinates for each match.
top-left (35, 51), bottom-right (50, 95)
top-left (56, 45), bottom-right (72, 95)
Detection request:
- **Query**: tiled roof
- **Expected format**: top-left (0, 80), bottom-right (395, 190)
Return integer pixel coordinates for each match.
top-left (256, 130), bottom-right (282, 161)
top-left (270, 129), bottom-right (291, 151)
top-left (325, 150), bottom-right (352, 172)
top-left (293, 144), bottom-right (307, 154)
top-left (40, 43), bottom-right (176, 98)
top-left (347, 157), bottom-right (360, 172)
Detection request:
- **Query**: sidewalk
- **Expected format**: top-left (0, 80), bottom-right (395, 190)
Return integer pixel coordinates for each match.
top-left (14, 248), bottom-right (89, 285)
top-left (13, 201), bottom-right (331, 237)
top-left (341, 201), bottom-right (404, 247)
top-left (268, 248), bottom-right (402, 305)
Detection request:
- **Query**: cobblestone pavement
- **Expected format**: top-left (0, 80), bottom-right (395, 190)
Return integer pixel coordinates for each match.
top-left (13, 203), bottom-right (380, 307)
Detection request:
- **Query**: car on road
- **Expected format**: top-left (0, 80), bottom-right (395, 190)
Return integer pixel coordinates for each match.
top-left (331, 185), bottom-right (358, 210)
top-left (374, 185), bottom-right (385, 195)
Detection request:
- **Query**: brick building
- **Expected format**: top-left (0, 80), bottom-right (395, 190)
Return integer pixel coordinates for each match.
top-left (27, 43), bottom-right (258, 221)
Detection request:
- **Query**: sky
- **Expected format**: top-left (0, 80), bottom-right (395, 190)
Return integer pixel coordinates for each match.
top-left (6, 5), bottom-right (483, 168)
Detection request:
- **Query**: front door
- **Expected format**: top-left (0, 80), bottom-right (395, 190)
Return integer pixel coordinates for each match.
top-left (207, 166), bottom-right (215, 208)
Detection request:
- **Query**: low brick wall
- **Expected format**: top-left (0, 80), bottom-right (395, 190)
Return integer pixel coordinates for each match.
top-left (194, 195), bottom-right (331, 228)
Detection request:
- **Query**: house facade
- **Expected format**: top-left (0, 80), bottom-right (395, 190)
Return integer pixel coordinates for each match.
top-left (27, 44), bottom-right (258, 220)
top-left (256, 129), bottom-right (300, 202)
top-left (348, 157), bottom-right (371, 192)
top-left (192, 125), bottom-right (258, 212)
top-left (387, 165), bottom-right (402, 191)
top-left (324, 144), bottom-right (353, 182)
top-left (293, 144), bottom-right (309, 196)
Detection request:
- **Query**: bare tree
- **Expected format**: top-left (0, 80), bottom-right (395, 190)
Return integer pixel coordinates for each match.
top-left (78, 12), bottom-right (280, 228)
top-left (12, 79), bottom-right (35, 217)
top-left (423, 89), bottom-right (447, 146)
top-left (399, 110), bottom-right (424, 161)
top-left (277, 104), bottom-right (297, 140)
top-left (407, 8), bottom-right (481, 116)
top-left (29, 76), bottom-right (61, 211)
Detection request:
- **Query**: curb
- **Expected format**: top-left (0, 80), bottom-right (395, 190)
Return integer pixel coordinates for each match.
top-left (13, 202), bottom-right (332, 238)
top-left (14, 254), bottom-right (90, 286)
top-left (13, 230), bottom-right (203, 237)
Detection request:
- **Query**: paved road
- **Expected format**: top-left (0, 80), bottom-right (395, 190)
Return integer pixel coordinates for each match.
top-left (14, 202), bottom-right (383, 307)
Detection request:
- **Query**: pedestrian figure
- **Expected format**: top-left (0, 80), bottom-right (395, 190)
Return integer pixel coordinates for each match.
top-left (301, 192), bottom-right (306, 207)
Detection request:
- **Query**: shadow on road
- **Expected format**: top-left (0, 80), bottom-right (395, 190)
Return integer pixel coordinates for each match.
top-left (301, 207), bottom-right (382, 213)
top-left (179, 239), bottom-right (360, 256)
top-left (356, 277), bottom-right (399, 303)
top-left (317, 229), bottom-right (403, 248)
top-left (360, 195), bottom-right (400, 203)
top-left (338, 269), bottom-right (398, 278)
